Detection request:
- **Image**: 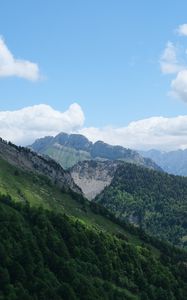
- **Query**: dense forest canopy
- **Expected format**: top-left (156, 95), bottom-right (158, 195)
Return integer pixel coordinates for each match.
top-left (96, 163), bottom-right (187, 247)
top-left (0, 196), bottom-right (186, 300)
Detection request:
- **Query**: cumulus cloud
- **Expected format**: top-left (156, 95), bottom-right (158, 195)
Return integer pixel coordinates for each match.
top-left (170, 69), bottom-right (187, 102)
top-left (0, 37), bottom-right (40, 80)
top-left (160, 42), bottom-right (184, 74)
top-left (160, 28), bottom-right (187, 102)
top-left (0, 103), bottom-right (84, 145)
top-left (176, 24), bottom-right (187, 36)
top-left (80, 115), bottom-right (187, 151)
top-left (1, 103), bottom-right (187, 150)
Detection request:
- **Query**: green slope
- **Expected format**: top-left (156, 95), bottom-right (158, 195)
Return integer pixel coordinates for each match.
top-left (95, 163), bottom-right (187, 248)
top-left (0, 155), bottom-right (187, 299)
top-left (44, 145), bottom-right (91, 169)
top-left (0, 197), bottom-right (186, 300)
top-left (0, 157), bottom-right (147, 246)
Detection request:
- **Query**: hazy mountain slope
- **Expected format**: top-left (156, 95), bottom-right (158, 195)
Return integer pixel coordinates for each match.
top-left (44, 144), bottom-right (91, 169)
top-left (139, 149), bottom-right (187, 176)
top-left (92, 162), bottom-right (187, 247)
top-left (30, 132), bottom-right (162, 171)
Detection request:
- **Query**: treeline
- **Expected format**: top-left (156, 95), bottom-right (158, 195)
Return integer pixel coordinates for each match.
top-left (0, 195), bottom-right (186, 300)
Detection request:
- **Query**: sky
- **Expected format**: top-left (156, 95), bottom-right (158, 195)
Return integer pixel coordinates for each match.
top-left (1, 0), bottom-right (187, 150)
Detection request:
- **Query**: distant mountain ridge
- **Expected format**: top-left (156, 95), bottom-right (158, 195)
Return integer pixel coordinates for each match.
top-left (139, 149), bottom-right (187, 176)
top-left (30, 132), bottom-right (162, 171)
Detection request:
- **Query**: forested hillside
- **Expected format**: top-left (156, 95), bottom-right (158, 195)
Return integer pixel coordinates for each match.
top-left (96, 163), bottom-right (187, 247)
top-left (0, 140), bottom-right (187, 299)
top-left (0, 197), bottom-right (186, 300)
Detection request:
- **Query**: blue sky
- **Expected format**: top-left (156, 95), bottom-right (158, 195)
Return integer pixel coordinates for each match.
top-left (1, 0), bottom-right (187, 150)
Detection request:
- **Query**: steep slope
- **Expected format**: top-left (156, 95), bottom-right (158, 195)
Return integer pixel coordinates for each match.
top-left (0, 141), bottom-right (162, 245)
top-left (0, 139), bottom-right (162, 245)
top-left (0, 154), bottom-right (134, 237)
top-left (0, 138), bottom-right (81, 194)
top-left (30, 132), bottom-right (161, 171)
top-left (0, 197), bottom-right (186, 300)
top-left (139, 149), bottom-right (187, 176)
top-left (95, 163), bottom-right (187, 247)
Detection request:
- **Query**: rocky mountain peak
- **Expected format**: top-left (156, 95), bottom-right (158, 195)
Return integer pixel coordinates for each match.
top-left (30, 132), bottom-right (162, 171)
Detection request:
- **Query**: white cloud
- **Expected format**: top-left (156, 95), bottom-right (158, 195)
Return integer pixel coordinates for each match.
top-left (160, 42), bottom-right (184, 74)
top-left (0, 103), bottom-right (84, 145)
top-left (176, 24), bottom-right (187, 36)
top-left (0, 37), bottom-right (41, 80)
top-left (170, 69), bottom-right (187, 102)
top-left (2, 103), bottom-right (187, 151)
top-left (160, 35), bottom-right (187, 102)
top-left (80, 115), bottom-right (187, 151)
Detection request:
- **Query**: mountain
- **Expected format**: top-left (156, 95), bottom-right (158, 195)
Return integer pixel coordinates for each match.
top-left (0, 138), bottom-right (187, 299)
top-left (139, 149), bottom-right (187, 176)
top-left (9, 134), bottom-right (187, 247)
top-left (30, 132), bottom-right (162, 171)
top-left (0, 197), bottom-right (187, 300)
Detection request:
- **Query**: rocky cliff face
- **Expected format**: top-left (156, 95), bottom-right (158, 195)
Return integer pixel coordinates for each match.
top-left (30, 132), bottom-right (162, 171)
top-left (0, 138), bottom-right (81, 194)
top-left (70, 160), bottom-right (122, 200)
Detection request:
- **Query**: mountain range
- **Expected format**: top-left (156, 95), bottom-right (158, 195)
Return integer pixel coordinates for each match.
top-left (30, 132), bottom-right (187, 177)
top-left (139, 149), bottom-right (187, 176)
top-left (30, 132), bottom-right (161, 171)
